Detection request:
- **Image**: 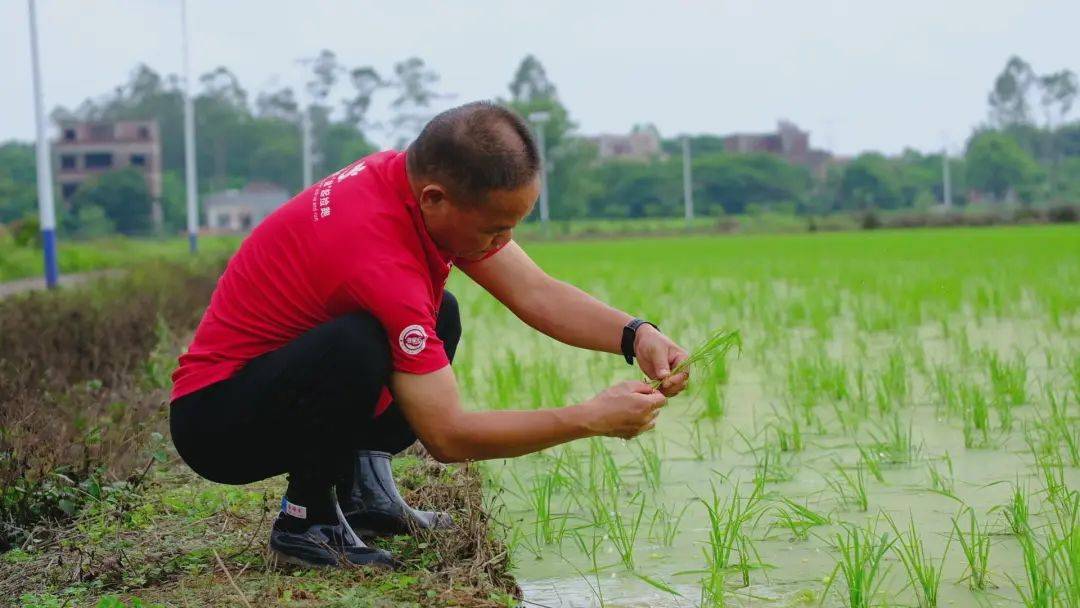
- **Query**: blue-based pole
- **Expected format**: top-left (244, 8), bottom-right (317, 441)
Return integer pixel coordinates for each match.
top-left (28, 0), bottom-right (58, 288)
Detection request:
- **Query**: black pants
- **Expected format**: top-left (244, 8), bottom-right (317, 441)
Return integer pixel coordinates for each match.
top-left (169, 291), bottom-right (460, 487)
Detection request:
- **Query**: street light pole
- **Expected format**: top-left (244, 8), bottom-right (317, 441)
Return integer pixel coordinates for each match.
top-left (181, 0), bottom-right (199, 253)
top-left (300, 104), bottom-right (313, 188)
top-left (528, 111), bottom-right (551, 235)
top-left (27, 0), bottom-right (58, 288)
top-left (682, 135), bottom-right (694, 227)
top-left (942, 146), bottom-right (952, 209)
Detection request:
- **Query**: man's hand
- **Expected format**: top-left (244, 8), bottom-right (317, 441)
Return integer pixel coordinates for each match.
top-left (579, 381), bottom-right (667, 439)
top-left (634, 324), bottom-right (690, 397)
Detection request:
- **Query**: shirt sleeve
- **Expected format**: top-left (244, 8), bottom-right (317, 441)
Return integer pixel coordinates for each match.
top-left (341, 259), bottom-right (449, 376)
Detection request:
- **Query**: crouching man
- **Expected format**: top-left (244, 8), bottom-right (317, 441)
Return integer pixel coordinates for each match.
top-left (169, 101), bottom-right (689, 568)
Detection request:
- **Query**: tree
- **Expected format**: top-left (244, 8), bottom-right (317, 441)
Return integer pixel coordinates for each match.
top-left (988, 56), bottom-right (1037, 127)
top-left (387, 57), bottom-right (448, 147)
top-left (965, 131), bottom-right (1041, 202)
top-left (69, 168), bottom-right (153, 235)
top-left (837, 153), bottom-right (902, 210)
top-left (509, 55), bottom-right (557, 103)
top-left (0, 142), bottom-right (37, 224)
top-left (693, 153), bottom-right (811, 215)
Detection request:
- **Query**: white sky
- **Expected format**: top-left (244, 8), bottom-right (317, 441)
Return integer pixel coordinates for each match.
top-left (2, 0), bottom-right (1077, 156)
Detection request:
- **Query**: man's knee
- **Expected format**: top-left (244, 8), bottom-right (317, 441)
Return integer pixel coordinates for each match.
top-left (437, 291), bottom-right (462, 357)
top-left (330, 312), bottom-right (392, 378)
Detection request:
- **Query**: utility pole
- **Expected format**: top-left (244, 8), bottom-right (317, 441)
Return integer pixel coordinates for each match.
top-left (682, 135), bottom-right (694, 227)
top-left (300, 106), bottom-right (313, 188)
top-left (181, 0), bottom-right (199, 253)
top-left (942, 147), bottom-right (953, 209)
top-left (528, 111), bottom-right (551, 235)
top-left (27, 0), bottom-right (58, 288)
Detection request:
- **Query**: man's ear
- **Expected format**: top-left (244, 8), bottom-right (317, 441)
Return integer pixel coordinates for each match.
top-left (418, 184), bottom-right (448, 209)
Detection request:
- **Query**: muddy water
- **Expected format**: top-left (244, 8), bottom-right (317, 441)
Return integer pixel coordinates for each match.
top-left (456, 306), bottom-right (1079, 608)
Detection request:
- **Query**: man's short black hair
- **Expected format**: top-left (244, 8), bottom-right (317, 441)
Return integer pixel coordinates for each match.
top-left (406, 101), bottom-right (540, 205)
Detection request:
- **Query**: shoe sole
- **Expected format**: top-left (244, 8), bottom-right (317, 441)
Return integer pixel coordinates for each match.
top-left (270, 547), bottom-right (394, 570)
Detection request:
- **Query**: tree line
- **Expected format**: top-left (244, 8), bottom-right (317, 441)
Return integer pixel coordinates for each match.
top-left (0, 53), bottom-right (1077, 237)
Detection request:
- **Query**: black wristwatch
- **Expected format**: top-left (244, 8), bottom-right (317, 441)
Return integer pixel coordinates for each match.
top-left (621, 318), bottom-right (658, 365)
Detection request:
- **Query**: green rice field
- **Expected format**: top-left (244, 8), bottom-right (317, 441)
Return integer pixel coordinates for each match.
top-left (448, 225), bottom-right (1080, 608)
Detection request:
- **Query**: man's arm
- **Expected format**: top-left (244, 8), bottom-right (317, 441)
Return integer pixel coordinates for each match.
top-left (460, 241), bottom-right (690, 395)
top-left (390, 366), bottom-right (665, 463)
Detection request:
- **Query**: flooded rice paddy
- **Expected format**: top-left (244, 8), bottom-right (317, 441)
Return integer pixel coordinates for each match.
top-left (448, 226), bottom-right (1080, 608)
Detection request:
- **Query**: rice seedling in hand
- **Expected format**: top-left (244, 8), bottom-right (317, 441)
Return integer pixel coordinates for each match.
top-left (650, 328), bottom-right (741, 390)
top-left (885, 513), bottom-right (951, 608)
top-left (951, 507), bottom-right (992, 590)
top-left (822, 521), bottom-right (895, 608)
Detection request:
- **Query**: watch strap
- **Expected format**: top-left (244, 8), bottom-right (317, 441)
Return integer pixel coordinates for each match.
top-left (621, 318), bottom-right (657, 365)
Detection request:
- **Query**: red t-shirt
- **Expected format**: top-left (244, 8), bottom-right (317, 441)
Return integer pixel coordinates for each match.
top-left (171, 150), bottom-right (488, 410)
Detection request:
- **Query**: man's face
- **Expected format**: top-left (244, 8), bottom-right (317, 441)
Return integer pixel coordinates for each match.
top-left (418, 177), bottom-right (540, 261)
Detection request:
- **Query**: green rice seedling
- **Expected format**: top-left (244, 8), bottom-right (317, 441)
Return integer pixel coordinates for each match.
top-left (648, 501), bottom-right (688, 547)
top-left (885, 513), bottom-right (951, 608)
top-left (926, 453), bottom-right (956, 499)
top-left (1070, 354), bottom-right (1080, 402)
top-left (650, 328), bottom-right (741, 390)
top-left (770, 497), bottom-right (831, 541)
top-left (528, 468), bottom-right (568, 545)
top-left (822, 521), bottom-right (895, 608)
top-left (1045, 388), bottom-right (1080, 467)
top-left (986, 348), bottom-right (1028, 409)
top-left (951, 507), bottom-right (992, 590)
top-left (1046, 489), bottom-right (1080, 606)
top-left (682, 419), bottom-right (723, 461)
top-left (825, 461), bottom-right (869, 512)
top-left (960, 382), bottom-right (992, 448)
top-left (856, 443), bottom-right (885, 483)
top-left (930, 365), bottom-right (959, 417)
top-left (991, 479), bottom-right (1031, 537)
top-left (767, 403), bottom-right (804, 453)
top-left (874, 348), bottom-right (909, 414)
top-left (699, 480), bottom-right (765, 577)
top-left (634, 437), bottom-right (663, 493)
top-left (1013, 527), bottom-right (1053, 608)
top-left (1035, 449), bottom-right (1067, 507)
top-left (697, 373), bottom-right (726, 420)
top-left (598, 489), bottom-right (647, 572)
top-left (564, 530), bottom-right (607, 608)
top-left (868, 412), bottom-right (920, 464)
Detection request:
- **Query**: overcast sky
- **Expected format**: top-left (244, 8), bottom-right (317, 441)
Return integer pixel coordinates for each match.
top-left (2, 0), bottom-right (1077, 156)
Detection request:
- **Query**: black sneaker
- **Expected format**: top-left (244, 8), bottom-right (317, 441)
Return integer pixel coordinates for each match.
top-left (268, 506), bottom-right (394, 569)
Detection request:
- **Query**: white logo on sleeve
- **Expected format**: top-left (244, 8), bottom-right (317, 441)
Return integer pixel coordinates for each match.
top-left (398, 324), bottom-right (427, 355)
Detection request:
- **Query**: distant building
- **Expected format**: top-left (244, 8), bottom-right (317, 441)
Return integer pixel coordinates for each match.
top-left (724, 120), bottom-right (833, 179)
top-left (54, 120), bottom-right (162, 201)
top-left (589, 125), bottom-right (664, 161)
top-left (204, 182), bottom-right (290, 233)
